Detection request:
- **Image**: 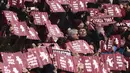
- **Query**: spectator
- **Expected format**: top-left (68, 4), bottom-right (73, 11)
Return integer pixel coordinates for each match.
top-left (42, 64), bottom-right (55, 73)
top-left (67, 29), bottom-right (79, 41)
top-left (124, 3), bottom-right (130, 20)
top-left (57, 37), bottom-right (67, 49)
top-left (78, 28), bottom-right (92, 44)
top-left (122, 28), bottom-right (130, 57)
top-left (73, 19), bottom-right (84, 29)
top-left (0, 0), bottom-right (130, 73)
top-left (120, 3), bottom-right (126, 18)
top-left (123, 27), bottom-right (130, 48)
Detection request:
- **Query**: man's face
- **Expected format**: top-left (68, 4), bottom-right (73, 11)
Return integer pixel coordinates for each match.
top-left (79, 29), bottom-right (87, 37)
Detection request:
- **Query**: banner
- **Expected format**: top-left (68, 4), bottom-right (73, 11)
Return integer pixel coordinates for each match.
top-left (54, 52), bottom-right (76, 72)
top-left (13, 52), bottom-right (27, 69)
top-left (1, 52), bottom-right (23, 73)
top-left (100, 35), bottom-right (121, 53)
top-left (69, 0), bottom-right (87, 12)
top-left (30, 11), bottom-right (49, 25)
top-left (101, 54), bottom-right (117, 71)
top-left (125, 57), bottom-right (130, 70)
top-left (1, 64), bottom-right (22, 73)
top-left (110, 35), bottom-right (121, 48)
top-left (8, 0), bottom-right (24, 8)
top-left (99, 58), bottom-right (109, 73)
top-left (23, 51), bottom-right (39, 69)
top-left (55, 0), bottom-right (70, 5)
top-left (66, 40), bottom-right (93, 54)
top-left (82, 56), bottom-right (94, 73)
top-left (100, 40), bottom-right (108, 52)
top-left (116, 20), bottom-right (130, 27)
top-left (0, 51), bottom-right (127, 72)
top-left (103, 4), bottom-right (122, 17)
top-left (46, 24), bottom-right (64, 42)
top-left (2, 11), bottom-right (19, 25)
top-left (91, 56), bottom-right (101, 73)
top-left (46, 24), bottom-right (64, 37)
top-left (19, 22), bottom-right (29, 36)
top-left (46, 1), bottom-right (65, 12)
top-left (107, 37), bottom-right (114, 52)
top-left (83, 0), bottom-right (96, 3)
top-left (1, 64), bottom-right (11, 73)
top-left (35, 48), bottom-right (52, 67)
top-left (24, 0), bottom-right (40, 3)
top-left (11, 22), bottom-right (29, 36)
top-left (53, 49), bottom-right (71, 56)
top-left (11, 22), bottom-right (23, 36)
top-left (27, 27), bottom-right (40, 40)
top-left (1, 53), bottom-right (16, 67)
top-left (114, 52), bottom-right (126, 70)
top-left (87, 13), bottom-right (116, 26)
top-left (88, 8), bottom-right (99, 17)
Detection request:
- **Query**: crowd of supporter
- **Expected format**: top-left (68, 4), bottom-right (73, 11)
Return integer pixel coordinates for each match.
top-left (0, 0), bottom-right (130, 73)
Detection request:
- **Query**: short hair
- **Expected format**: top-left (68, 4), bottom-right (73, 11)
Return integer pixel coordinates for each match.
top-left (67, 29), bottom-right (78, 37)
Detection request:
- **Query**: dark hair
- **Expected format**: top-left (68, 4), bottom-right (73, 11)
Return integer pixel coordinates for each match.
top-left (114, 17), bottom-right (123, 22)
top-left (57, 37), bottom-right (67, 46)
top-left (87, 3), bottom-right (100, 8)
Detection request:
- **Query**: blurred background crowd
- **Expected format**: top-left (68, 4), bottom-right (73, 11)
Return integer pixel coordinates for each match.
top-left (0, 0), bottom-right (130, 73)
